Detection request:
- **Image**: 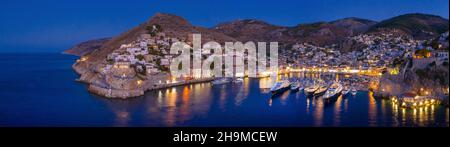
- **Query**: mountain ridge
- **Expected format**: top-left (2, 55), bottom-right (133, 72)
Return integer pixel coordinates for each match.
top-left (66, 12), bottom-right (449, 57)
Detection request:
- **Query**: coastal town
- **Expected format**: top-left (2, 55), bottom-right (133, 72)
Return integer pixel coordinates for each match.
top-left (72, 14), bottom-right (449, 110)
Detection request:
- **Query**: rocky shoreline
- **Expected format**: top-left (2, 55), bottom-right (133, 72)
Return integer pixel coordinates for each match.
top-left (87, 77), bottom-right (214, 99)
top-left (373, 58), bottom-right (449, 107)
top-left (73, 61), bottom-right (214, 99)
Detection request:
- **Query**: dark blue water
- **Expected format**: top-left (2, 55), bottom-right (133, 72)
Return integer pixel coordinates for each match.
top-left (0, 53), bottom-right (448, 127)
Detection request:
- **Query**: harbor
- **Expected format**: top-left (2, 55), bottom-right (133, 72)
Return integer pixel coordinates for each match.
top-left (1, 53), bottom-right (448, 127)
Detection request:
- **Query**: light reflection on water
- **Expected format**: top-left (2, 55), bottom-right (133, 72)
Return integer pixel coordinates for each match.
top-left (368, 91), bottom-right (377, 127)
top-left (313, 97), bottom-right (324, 127)
top-left (100, 74), bottom-right (448, 127)
top-left (3, 54), bottom-right (446, 127)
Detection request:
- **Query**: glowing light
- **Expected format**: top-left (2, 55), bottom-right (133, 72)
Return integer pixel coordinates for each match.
top-left (78, 57), bottom-right (88, 62)
top-left (172, 77), bottom-right (177, 83)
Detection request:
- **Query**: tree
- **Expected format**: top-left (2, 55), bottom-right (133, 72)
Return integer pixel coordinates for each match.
top-left (178, 62), bottom-right (183, 70)
top-left (428, 61), bottom-right (436, 67)
top-left (430, 39), bottom-right (440, 50)
top-left (135, 54), bottom-right (144, 61)
top-left (106, 58), bottom-right (114, 64)
top-left (154, 24), bottom-right (162, 32)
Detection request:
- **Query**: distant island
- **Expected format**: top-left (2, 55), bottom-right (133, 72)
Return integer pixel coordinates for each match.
top-left (65, 12), bottom-right (449, 100)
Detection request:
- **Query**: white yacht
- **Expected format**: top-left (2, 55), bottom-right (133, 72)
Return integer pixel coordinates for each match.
top-left (342, 86), bottom-right (350, 96)
top-left (270, 80), bottom-right (291, 94)
top-left (212, 78), bottom-right (230, 85)
top-left (323, 82), bottom-right (343, 100)
top-left (305, 85), bottom-right (319, 96)
top-left (314, 85), bottom-right (328, 96)
top-left (351, 87), bottom-right (358, 96)
top-left (233, 77), bottom-right (244, 83)
top-left (290, 81), bottom-right (300, 92)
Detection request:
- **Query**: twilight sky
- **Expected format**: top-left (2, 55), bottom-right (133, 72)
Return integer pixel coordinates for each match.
top-left (0, 0), bottom-right (448, 52)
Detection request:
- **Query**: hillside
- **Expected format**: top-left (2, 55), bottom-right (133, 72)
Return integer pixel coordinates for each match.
top-left (66, 12), bottom-right (449, 57)
top-left (368, 13), bottom-right (449, 39)
top-left (330, 17), bottom-right (377, 35)
top-left (214, 17), bottom-right (377, 46)
top-left (214, 19), bottom-right (287, 42)
top-left (86, 13), bottom-right (236, 62)
top-left (63, 38), bottom-right (110, 56)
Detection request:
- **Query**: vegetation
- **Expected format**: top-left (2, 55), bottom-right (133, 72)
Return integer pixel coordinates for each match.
top-left (392, 57), bottom-right (404, 67)
top-left (146, 24), bottom-right (163, 37)
top-left (369, 13), bottom-right (449, 38)
top-left (415, 66), bottom-right (449, 86)
top-left (155, 59), bottom-right (168, 72)
top-left (147, 47), bottom-right (163, 56)
top-left (135, 54), bottom-right (144, 61)
top-left (178, 62), bottom-right (183, 70)
top-left (106, 58), bottom-right (114, 64)
top-left (443, 61), bottom-right (449, 66)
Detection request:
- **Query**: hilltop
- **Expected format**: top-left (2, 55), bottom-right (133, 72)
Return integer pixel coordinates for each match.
top-left (66, 12), bottom-right (449, 57)
top-left (368, 13), bottom-right (449, 39)
top-left (83, 13), bottom-right (236, 62)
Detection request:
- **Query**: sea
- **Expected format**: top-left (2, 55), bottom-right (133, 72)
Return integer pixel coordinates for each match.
top-left (0, 53), bottom-right (448, 127)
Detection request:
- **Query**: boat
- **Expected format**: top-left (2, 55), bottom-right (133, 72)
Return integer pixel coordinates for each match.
top-left (314, 85), bottom-right (328, 97)
top-left (304, 85), bottom-right (319, 96)
top-left (299, 86), bottom-right (304, 91)
top-left (233, 78), bottom-right (244, 83)
top-left (212, 78), bottom-right (230, 85)
top-left (290, 81), bottom-right (300, 92)
top-left (323, 82), bottom-right (343, 100)
top-left (351, 87), bottom-right (357, 96)
top-left (270, 80), bottom-right (291, 95)
top-left (342, 86), bottom-right (350, 97)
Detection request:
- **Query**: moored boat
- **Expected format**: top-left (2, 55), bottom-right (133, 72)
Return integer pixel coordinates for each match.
top-left (323, 82), bottom-right (343, 100)
top-left (270, 80), bottom-right (291, 95)
top-left (342, 86), bottom-right (350, 97)
top-left (351, 87), bottom-right (357, 96)
top-left (314, 85), bottom-right (328, 97)
top-left (299, 86), bottom-right (304, 91)
top-left (290, 81), bottom-right (300, 92)
top-left (212, 78), bottom-right (230, 85)
top-left (233, 77), bottom-right (244, 83)
top-left (304, 85), bottom-right (319, 96)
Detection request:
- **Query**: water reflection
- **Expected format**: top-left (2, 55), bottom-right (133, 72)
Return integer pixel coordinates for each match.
top-left (306, 97), bottom-right (311, 114)
top-left (393, 103), bottom-right (447, 127)
top-left (368, 91), bottom-right (377, 127)
top-left (95, 73), bottom-right (448, 127)
top-left (333, 96), bottom-right (343, 126)
top-left (234, 78), bottom-right (249, 106)
top-left (313, 98), bottom-right (324, 127)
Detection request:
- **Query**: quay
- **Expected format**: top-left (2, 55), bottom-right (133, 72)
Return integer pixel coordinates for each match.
top-left (88, 78), bottom-right (214, 99)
